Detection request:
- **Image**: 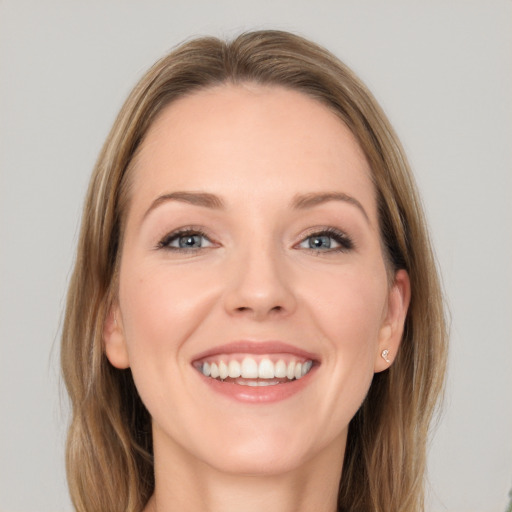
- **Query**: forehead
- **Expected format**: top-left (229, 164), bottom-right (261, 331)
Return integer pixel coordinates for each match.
top-left (129, 83), bottom-right (376, 219)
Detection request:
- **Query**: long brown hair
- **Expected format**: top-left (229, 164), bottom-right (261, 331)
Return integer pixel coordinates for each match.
top-left (61, 30), bottom-right (448, 512)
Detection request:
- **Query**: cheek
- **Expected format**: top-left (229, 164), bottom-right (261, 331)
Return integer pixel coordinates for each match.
top-left (302, 264), bottom-right (387, 344)
top-left (299, 265), bottom-right (387, 391)
top-left (117, 262), bottom-right (219, 423)
top-left (119, 261), bottom-right (215, 345)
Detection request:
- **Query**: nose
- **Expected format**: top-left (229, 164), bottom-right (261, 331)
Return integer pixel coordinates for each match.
top-left (223, 244), bottom-right (297, 321)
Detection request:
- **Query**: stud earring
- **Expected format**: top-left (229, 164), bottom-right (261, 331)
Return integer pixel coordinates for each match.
top-left (381, 349), bottom-right (391, 363)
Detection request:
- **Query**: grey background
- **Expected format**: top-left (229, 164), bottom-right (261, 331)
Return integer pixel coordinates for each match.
top-left (1, 1), bottom-right (511, 511)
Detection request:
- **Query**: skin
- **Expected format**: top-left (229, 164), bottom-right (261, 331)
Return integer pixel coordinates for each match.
top-left (103, 84), bottom-right (410, 512)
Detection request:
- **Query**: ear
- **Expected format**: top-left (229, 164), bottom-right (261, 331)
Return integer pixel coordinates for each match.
top-left (103, 304), bottom-right (130, 369)
top-left (374, 269), bottom-right (411, 372)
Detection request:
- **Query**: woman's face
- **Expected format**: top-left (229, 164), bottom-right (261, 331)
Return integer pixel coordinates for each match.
top-left (104, 84), bottom-right (409, 476)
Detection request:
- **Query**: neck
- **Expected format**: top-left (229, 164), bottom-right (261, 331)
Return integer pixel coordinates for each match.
top-left (145, 434), bottom-right (345, 512)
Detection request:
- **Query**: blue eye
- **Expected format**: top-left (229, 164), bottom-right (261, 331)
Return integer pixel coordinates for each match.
top-left (298, 229), bottom-right (353, 252)
top-left (307, 235), bottom-right (333, 250)
top-left (176, 234), bottom-right (204, 248)
top-left (158, 230), bottom-right (214, 251)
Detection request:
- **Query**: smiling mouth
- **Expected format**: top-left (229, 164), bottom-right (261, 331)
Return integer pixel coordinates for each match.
top-left (194, 355), bottom-right (314, 386)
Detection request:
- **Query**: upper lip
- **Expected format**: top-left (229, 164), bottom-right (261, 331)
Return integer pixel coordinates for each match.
top-left (191, 341), bottom-right (320, 362)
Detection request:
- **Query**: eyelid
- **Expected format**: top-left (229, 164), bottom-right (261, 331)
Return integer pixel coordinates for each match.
top-left (295, 226), bottom-right (355, 252)
top-left (155, 226), bottom-right (217, 251)
top-left (154, 224), bottom-right (353, 253)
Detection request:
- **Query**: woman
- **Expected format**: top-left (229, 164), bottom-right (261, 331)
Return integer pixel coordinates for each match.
top-left (61, 30), bottom-right (447, 512)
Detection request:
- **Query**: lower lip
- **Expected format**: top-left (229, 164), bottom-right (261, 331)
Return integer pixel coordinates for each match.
top-left (196, 367), bottom-right (317, 404)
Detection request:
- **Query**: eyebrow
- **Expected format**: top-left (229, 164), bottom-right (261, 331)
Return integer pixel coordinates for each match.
top-left (142, 190), bottom-right (369, 224)
top-left (143, 191), bottom-right (225, 221)
top-left (291, 192), bottom-right (370, 223)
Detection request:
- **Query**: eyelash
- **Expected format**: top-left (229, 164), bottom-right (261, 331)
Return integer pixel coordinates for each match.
top-left (156, 226), bottom-right (354, 254)
top-left (298, 227), bottom-right (354, 253)
top-left (156, 227), bottom-right (215, 253)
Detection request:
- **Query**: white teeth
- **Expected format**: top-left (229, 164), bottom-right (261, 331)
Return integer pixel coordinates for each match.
top-left (274, 359), bottom-right (287, 378)
top-left (200, 357), bottom-right (314, 382)
top-left (228, 360), bottom-right (241, 378)
top-left (210, 362), bottom-right (219, 379)
top-left (219, 361), bottom-right (229, 380)
top-left (241, 357), bottom-right (259, 378)
top-left (287, 361), bottom-right (295, 380)
top-left (302, 360), bottom-right (312, 376)
top-left (202, 361), bottom-right (211, 377)
top-left (258, 358), bottom-right (275, 379)
top-left (237, 379), bottom-right (281, 387)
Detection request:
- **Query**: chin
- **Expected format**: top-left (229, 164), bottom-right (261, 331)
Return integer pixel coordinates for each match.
top-left (204, 444), bottom-right (309, 477)
top-left (190, 419), bottom-right (344, 477)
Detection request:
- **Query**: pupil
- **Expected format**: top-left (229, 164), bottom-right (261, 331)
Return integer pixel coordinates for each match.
top-left (179, 235), bottom-right (201, 248)
top-left (310, 235), bottom-right (331, 249)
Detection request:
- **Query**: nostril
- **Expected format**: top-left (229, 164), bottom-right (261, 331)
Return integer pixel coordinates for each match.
top-left (234, 305), bottom-right (284, 315)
